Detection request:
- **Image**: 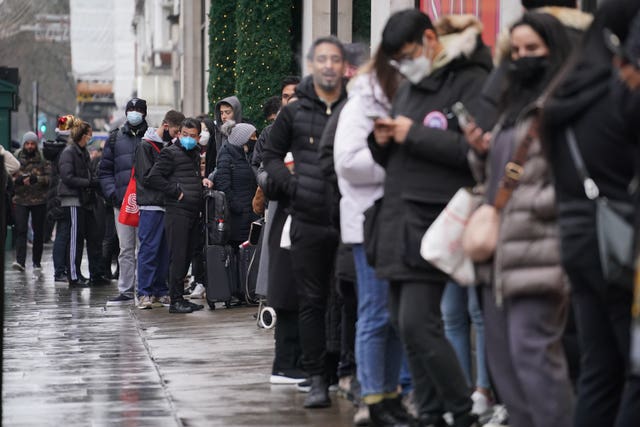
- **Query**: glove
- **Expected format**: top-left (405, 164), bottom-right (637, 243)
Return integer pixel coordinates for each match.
top-left (29, 174), bottom-right (38, 185)
top-left (15, 175), bottom-right (25, 185)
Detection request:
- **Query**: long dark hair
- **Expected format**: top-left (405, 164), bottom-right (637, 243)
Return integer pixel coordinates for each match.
top-left (372, 46), bottom-right (401, 102)
top-left (499, 12), bottom-right (571, 125)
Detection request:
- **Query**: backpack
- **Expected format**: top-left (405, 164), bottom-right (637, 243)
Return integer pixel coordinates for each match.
top-left (204, 188), bottom-right (230, 245)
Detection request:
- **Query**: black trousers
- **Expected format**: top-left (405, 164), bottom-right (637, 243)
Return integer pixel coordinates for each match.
top-left (67, 206), bottom-right (102, 281)
top-left (289, 219), bottom-right (339, 377)
top-left (337, 278), bottom-right (357, 378)
top-left (14, 203), bottom-right (46, 266)
top-left (165, 212), bottom-right (200, 302)
top-left (191, 216), bottom-right (206, 284)
top-left (388, 280), bottom-right (472, 420)
top-left (273, 308), bottom-right (303, 374)
top-left (559, 206), bottom-right (640, 427)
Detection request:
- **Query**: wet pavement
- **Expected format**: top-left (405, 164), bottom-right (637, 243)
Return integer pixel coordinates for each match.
top-left (2, 245), bottom-right (355, 426)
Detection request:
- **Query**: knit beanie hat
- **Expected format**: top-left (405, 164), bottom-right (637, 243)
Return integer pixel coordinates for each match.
top-left (126, 97), bottom-right (147, 114)
top-left (221, 120), bottom-right (256, 147)
top-left (21, 131), bottom-right (38, 145)
top-left (521, 0), bottom-right (577, 9)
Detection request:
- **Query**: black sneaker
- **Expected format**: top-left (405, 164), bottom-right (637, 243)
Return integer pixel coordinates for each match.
top-left (106, 293), bottom-right (134, 306)
top-left (69, 277), bottom-right (90, 288)
top-left (270, 369), bottom-right (307, 385)
top-left (89, 275), bottom-right (111, 286)
top-left (54, 274), bottom-right (68, 283)
top-left (11, 262), bottom-right (25, 271)
top-left (169, 299), bottom-right (194, 314)
top-left (186, 300), bottom-right (204, 311)
top-left (296, 378), bottom-right (312, 393)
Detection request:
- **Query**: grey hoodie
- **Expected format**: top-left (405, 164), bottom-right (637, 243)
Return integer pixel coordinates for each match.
top-left (214, 96), bottom-right (243, 154)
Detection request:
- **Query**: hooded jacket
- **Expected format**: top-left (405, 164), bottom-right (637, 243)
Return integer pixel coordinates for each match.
top-left (369, 16), bottom-right (492, 282)
top-left (334, 72), bottom-right (389, 244)
top-left (214, 96), bottom-right (243, 155)
top-left (135, 127), bottom-right (167, 207)
top-left (98, 120), bottom-right (148, 206)
top-left (263, 75), bottom-right (347, 226)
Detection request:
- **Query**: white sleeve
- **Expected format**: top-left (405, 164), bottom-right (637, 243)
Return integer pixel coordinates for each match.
top-left (0, 145), bottom-right (21, 175)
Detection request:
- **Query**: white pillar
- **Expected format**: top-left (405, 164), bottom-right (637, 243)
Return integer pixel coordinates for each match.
top-left (180, 0), bottom-right (202, 117)
top-left (302, 0), bottom-right (331, 76)
top-left (370, 0), bottom-right (416, 54)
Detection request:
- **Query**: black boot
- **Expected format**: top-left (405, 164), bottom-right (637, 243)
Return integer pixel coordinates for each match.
top-left (383, 396), bottom-right (412, 423)
top-left (369, 400), bottom-right (411, 427)
top-left (303, 375), bottom-right (331, 408)
top-left (452, 413), bottom-right (480, 427)
top-left (415, 414), bottom-right (448, 427)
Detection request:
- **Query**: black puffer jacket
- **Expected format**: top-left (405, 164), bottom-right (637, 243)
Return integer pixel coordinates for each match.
top-left (58, 143), bottom-right (95, 204)
top-left (369, 23), bottom-right (491, 283)
top-left (263, 76), bottom-right (347, 226)
top-left (215, 143), bottom-right (259, 242)
top-left (135, 129), bottom-right (167, 207)
top-left (43, 136), bottom-right (69, 218)
top-left (146, 141), bottom-right (202, 217)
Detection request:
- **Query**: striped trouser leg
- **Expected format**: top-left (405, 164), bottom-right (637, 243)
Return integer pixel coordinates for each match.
top-left (69, 206), bottom-right (78, 281)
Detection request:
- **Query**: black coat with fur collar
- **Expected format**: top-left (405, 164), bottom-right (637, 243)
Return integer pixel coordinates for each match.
top-left (369, 19), bottom-right (492, 283)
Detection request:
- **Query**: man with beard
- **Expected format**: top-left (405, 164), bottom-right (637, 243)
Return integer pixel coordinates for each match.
top-left (11, 131), bottom-right (50, 272)
top-left (263, 36), bottom-right (347, 409)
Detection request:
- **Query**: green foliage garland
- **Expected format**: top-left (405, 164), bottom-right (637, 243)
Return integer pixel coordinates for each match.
top-left (235, 0), bottom-right (294, 130)
top-left (208, 1), bottom-right (238, 114)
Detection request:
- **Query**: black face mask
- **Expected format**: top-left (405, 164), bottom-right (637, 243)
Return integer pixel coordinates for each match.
top-left (509, 56), bottom-right (549, 84)
top-left (162, 128), bottom-right (173, 142)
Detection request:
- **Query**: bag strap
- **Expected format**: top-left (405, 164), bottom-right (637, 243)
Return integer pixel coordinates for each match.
top-left (493, 114), bottom-right (539, 210)
top-left (564, 127), bottom-right (600, 200)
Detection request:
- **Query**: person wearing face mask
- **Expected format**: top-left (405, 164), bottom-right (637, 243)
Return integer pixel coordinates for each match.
top-left (146, 118), bottom-right (207, 314)
top-left (134, 110), bottom-right (185, 309)
top-left (11, 131), bottom-right (50, 272)
top-left (464, 12), bottom-right (574, 427)
top-left (370, 10), bottom-right (491, 427)
top-left (543, 1), bottom-right (640, 425)
top-left (208, 121), bottom-right (259, 250)
top-left (99, 97), bottom-right (148, 305)
top-left (58, 118), bottom-right (102, 287)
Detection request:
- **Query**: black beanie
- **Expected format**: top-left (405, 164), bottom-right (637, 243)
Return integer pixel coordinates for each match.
top-left (521, 0), bottom-right (577, 9)
top-left (125, 97), bottom-right (147, 115)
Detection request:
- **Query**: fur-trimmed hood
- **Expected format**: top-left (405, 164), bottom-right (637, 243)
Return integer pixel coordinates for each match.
top-left (432, 14), bottom-right (487, 72)
top-left (494, 7), bottom-right (593, 64)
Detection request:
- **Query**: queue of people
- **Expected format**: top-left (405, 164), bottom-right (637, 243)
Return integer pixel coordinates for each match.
top-left (3, 1), bottom-right (640, 426)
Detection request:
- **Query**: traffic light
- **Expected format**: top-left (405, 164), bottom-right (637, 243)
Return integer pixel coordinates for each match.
top-left (37, 112), bottom-right (47, 135)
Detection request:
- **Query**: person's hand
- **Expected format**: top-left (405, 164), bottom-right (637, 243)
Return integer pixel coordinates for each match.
top-left (463, 123), bottom-right (491, 155)
top-left (202, 178), bottom-right (213, 188)
top-left (392, 116), bottom-right (413, 144)
top-left (618, 62), bottom-right (640, 91)
top-left (178, 192), bottom-right (184, 201)
top-left (22, 175), bottom-right (31, 186)
top-left (373, 118), bottom-right (395, 146)
top-left (29, 174), bottom-right (38, 185)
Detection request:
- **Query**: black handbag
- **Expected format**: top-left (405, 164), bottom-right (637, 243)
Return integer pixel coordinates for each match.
top-left (565, 128), bottom-right (634, 291)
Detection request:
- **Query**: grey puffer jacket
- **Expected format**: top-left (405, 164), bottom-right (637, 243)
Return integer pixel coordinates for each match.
top-left (469, 117), bottom-right (569, 306)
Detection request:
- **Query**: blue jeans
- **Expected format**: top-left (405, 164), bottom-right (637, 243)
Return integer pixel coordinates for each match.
top-left (441, 281), bottom-right (489, 389)
top-left (137, 210), bottom-right (169, 297)
top-left (353, 244), bottom-right (404, 397)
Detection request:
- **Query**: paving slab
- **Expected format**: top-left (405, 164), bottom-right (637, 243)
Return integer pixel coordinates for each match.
top-left (2, 247), bottom-right (355, 426)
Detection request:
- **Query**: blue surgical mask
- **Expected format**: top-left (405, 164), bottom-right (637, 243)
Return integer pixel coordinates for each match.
top-left (181, 136), bottom-right (197, 150)
top-left (127, 111), bottom-right (144, 126)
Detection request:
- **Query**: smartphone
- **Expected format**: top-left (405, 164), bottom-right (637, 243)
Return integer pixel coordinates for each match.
top-left (452, 102), bottom-right (474, 128)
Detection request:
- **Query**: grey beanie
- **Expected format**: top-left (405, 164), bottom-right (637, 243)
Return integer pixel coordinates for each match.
top-left (21, 131), bottom-right (39, 145)
top-left (221, 120), bottom-right (256, 147)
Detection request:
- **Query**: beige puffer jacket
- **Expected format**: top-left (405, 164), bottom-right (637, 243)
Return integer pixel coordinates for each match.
top-left (469, 117), bottom-right (569, 306)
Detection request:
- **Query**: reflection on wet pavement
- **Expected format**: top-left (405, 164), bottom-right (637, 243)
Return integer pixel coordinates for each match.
top-left (3, 248), bottom-right (354, 426)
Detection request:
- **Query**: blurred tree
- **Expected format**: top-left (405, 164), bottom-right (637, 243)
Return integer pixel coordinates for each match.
top-left (207, 1), bottom-right (238, 114)
top-left (234, 0), bottom-right (294, 130)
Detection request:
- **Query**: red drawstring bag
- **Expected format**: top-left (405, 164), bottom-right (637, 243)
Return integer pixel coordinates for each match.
top-left (118, 168), bottom-right (140, 226)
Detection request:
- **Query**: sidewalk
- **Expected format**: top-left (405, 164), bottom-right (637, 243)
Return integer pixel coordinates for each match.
top-left (2, 246), bottom-right (355, 426)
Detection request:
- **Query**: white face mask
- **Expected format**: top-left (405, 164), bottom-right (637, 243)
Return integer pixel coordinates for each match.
top-left (396, 38), bottom-right (432, 85)
top-left (199, 130), bottom-right (210, 146)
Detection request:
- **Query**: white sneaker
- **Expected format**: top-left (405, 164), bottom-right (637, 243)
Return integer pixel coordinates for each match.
top-left (187, 283), bottom-right (206, 299)
top-left (472, 390), bottom-right (493, 415)
top-left (152, 295), bottom-right (171, 307)
top-left (138, 295), bottom-right (153, 309)
top-left (482, 404), bottom-right (509, 426)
